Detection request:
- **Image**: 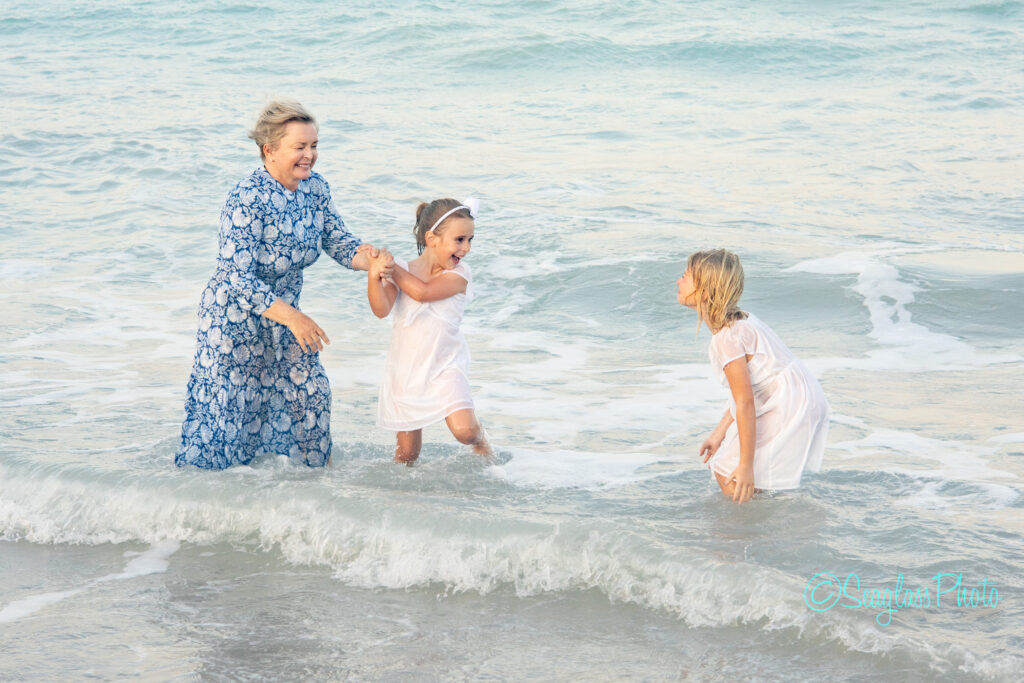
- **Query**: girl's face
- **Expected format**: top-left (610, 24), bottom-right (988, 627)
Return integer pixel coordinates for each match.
top-left (677, 269), bottom-right (699, 308)
top-left (427, 217), bottom-right (475, 269)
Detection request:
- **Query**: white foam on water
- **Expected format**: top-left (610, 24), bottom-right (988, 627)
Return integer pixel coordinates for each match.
top-left (0, 259), bottom-right (53, 280)
top-left (789, 251), bottom-right (1021, 373)
top-left (989, 432), bottom-right (1024, 445)
top-left (9, 322), bottom-right (187, 351)
top-left (0, 540), bottom-right (179, 623)
top-left (830, 425), bottom-right (1022, 511)
top-left (100, 540), bottom-right (181, 582)
top-left (325, 350), bottom-right (388, 391)
top-left (830, 428), bottom-right (1013, 481)
top-left (486, 252), bottom-right (566, 280)
top-left (476, 282), bottom-right (531, 325)
top-left (486, 251), bottom-right (662, 282)
top-left (826, 412), bottom-right (867, 428)
top-left (488, 448), bottom-right (668, 489)
top-left (0, 589), bottom-right (84, 624)
top-left (901, 480), bottom-right (1020, 511)
top-left (488, 330), bottom-right (593, 375)
top-left (0, 463), bottom-right (1019, 678)
top-left (474, 354), bottom-right (725, 437)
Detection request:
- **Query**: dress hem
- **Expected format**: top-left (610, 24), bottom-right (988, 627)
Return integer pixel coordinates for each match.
top-left (377, 401), bottom-right (475, 432)
top-left (708, 462), bottom-right (809, 491)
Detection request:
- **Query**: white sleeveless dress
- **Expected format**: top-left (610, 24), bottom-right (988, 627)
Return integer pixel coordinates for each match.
top-left (706, 313), bottom-right (829, 490)
top-left (377, 259), bottom-right (474, 431)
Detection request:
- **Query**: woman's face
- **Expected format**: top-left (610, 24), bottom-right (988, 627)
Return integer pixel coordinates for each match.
top-left (264, 121), bottom-right (318, 191)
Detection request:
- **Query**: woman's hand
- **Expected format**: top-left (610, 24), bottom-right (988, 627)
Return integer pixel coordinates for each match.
top-left (729, 462), bottom-right (755, 503)
top-left (352, 243), bottom-right (381, 271)
top-left (261, 299), bottom-right (329, 353)
top-left (285, 310), bottom-right (330, 352)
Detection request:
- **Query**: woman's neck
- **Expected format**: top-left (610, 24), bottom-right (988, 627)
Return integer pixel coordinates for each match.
top-left (264, 165), bottom-right (299, 192)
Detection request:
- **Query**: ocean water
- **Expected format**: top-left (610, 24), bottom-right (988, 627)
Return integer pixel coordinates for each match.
top-left (2, 0), bottom-right (1023, 680)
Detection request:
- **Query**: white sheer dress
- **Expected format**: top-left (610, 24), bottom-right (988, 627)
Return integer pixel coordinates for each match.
top-left (707, 313), bottom-right (829, 490)
top-left (377, 259), bottom-right (474, 431)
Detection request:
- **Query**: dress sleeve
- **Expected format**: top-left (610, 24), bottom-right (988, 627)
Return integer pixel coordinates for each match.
top-left (711, 320), bottom-right (757, 368)
top-left (449, 262), bottom-right (471, 282)
top-left (317, 176), bottom-right (362, 269)
top-left (218, 190), bottom-right (277, 315)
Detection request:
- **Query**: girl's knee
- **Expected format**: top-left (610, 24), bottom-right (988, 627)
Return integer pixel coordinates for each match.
top-left (451, 423), bottom-right (481, 445)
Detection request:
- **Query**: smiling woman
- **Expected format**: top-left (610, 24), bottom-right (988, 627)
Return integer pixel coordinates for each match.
top-left (175, 100), bottom-right (380, 470)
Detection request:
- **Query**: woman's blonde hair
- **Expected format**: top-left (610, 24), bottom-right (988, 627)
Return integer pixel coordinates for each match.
top-left (687, 249), bottom-right (748, 333)
top-left (413, 198), bottom-right (473, 254)
top-left (247, 99), bottom-right (318, 161)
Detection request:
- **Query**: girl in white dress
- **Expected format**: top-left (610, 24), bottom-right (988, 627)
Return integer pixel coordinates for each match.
top-left (677, 249), bottom-right (829, 502)
top-left (367, 198), bottom-right (492, 464)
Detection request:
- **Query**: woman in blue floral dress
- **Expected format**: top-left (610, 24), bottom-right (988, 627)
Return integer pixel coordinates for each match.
top-left (177, 100), bottom-right (384, 469)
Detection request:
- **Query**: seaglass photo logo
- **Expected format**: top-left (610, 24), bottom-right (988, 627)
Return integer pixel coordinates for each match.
top-left (804, 572), bottom-right (1001, 626)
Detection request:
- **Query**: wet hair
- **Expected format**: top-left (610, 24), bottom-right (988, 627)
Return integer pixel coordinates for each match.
top-left (247, 99), bottom-right (318, 161)
top-left (686, 249), bottom-right (748, 333)
top-left (413, 198), bottom-right (473, 254)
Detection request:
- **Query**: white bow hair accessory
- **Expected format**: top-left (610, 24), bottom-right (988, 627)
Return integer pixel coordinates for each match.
top-left (427, 196), bottom-right (480, 233)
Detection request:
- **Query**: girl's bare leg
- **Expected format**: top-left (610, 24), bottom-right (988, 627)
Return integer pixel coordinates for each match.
top-left (714, 471), bottom-right (736, 499)
top-left (395, 430), bottom-right (422, 465)
top-left (445, 409), bottom-right (493, 459)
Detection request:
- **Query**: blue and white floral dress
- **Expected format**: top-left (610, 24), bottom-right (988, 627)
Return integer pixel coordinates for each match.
top-left (176, 168), bottom-right (361, 469)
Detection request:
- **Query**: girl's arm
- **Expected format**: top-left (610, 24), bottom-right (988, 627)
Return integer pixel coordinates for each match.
top-left (390, 264), bottom-right (467, 302)
top-left (722, 355), bottom-right (756, 503)
top-left (699, 408), bottom-right (734, 463)
top-left (367, 252), bottom-right (398, 318)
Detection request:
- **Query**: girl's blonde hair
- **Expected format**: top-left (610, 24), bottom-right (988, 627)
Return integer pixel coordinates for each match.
top-left (687, 249), bottom-right (748, 333)
top-left (413, 198), bottom-right (473, 254)
top-left (247, 99), bottom-right (318, 161)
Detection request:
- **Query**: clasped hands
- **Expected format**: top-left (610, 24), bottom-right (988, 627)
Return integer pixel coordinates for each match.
top-left (366, 247), bottom-right (395, 282)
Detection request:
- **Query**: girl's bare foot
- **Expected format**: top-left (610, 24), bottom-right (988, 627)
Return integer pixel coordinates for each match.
top-left (394, 451), bottom-right (418, 466)
top-left (472, 433), bottom-right (497, 465)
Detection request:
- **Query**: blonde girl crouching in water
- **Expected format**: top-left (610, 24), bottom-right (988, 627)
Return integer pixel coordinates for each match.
top-left (677, 249), bottom-right (829, 503)
top-left (367, 198), bottom-right (492, 464)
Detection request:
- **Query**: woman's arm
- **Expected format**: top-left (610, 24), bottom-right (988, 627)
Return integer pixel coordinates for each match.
top-left (367, 252), bottom-right (398, 318)
top-left (722, 355), bottom-right (756, 503)
top-left (390, 264), bottom-right (467, 302)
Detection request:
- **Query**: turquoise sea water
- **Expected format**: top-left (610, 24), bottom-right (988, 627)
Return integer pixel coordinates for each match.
top-left (2, 1), bottom-right (1023, 680)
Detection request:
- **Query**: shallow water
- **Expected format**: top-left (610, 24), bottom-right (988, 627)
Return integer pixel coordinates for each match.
top-left (2, 0), bottom-right (1023, 680)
